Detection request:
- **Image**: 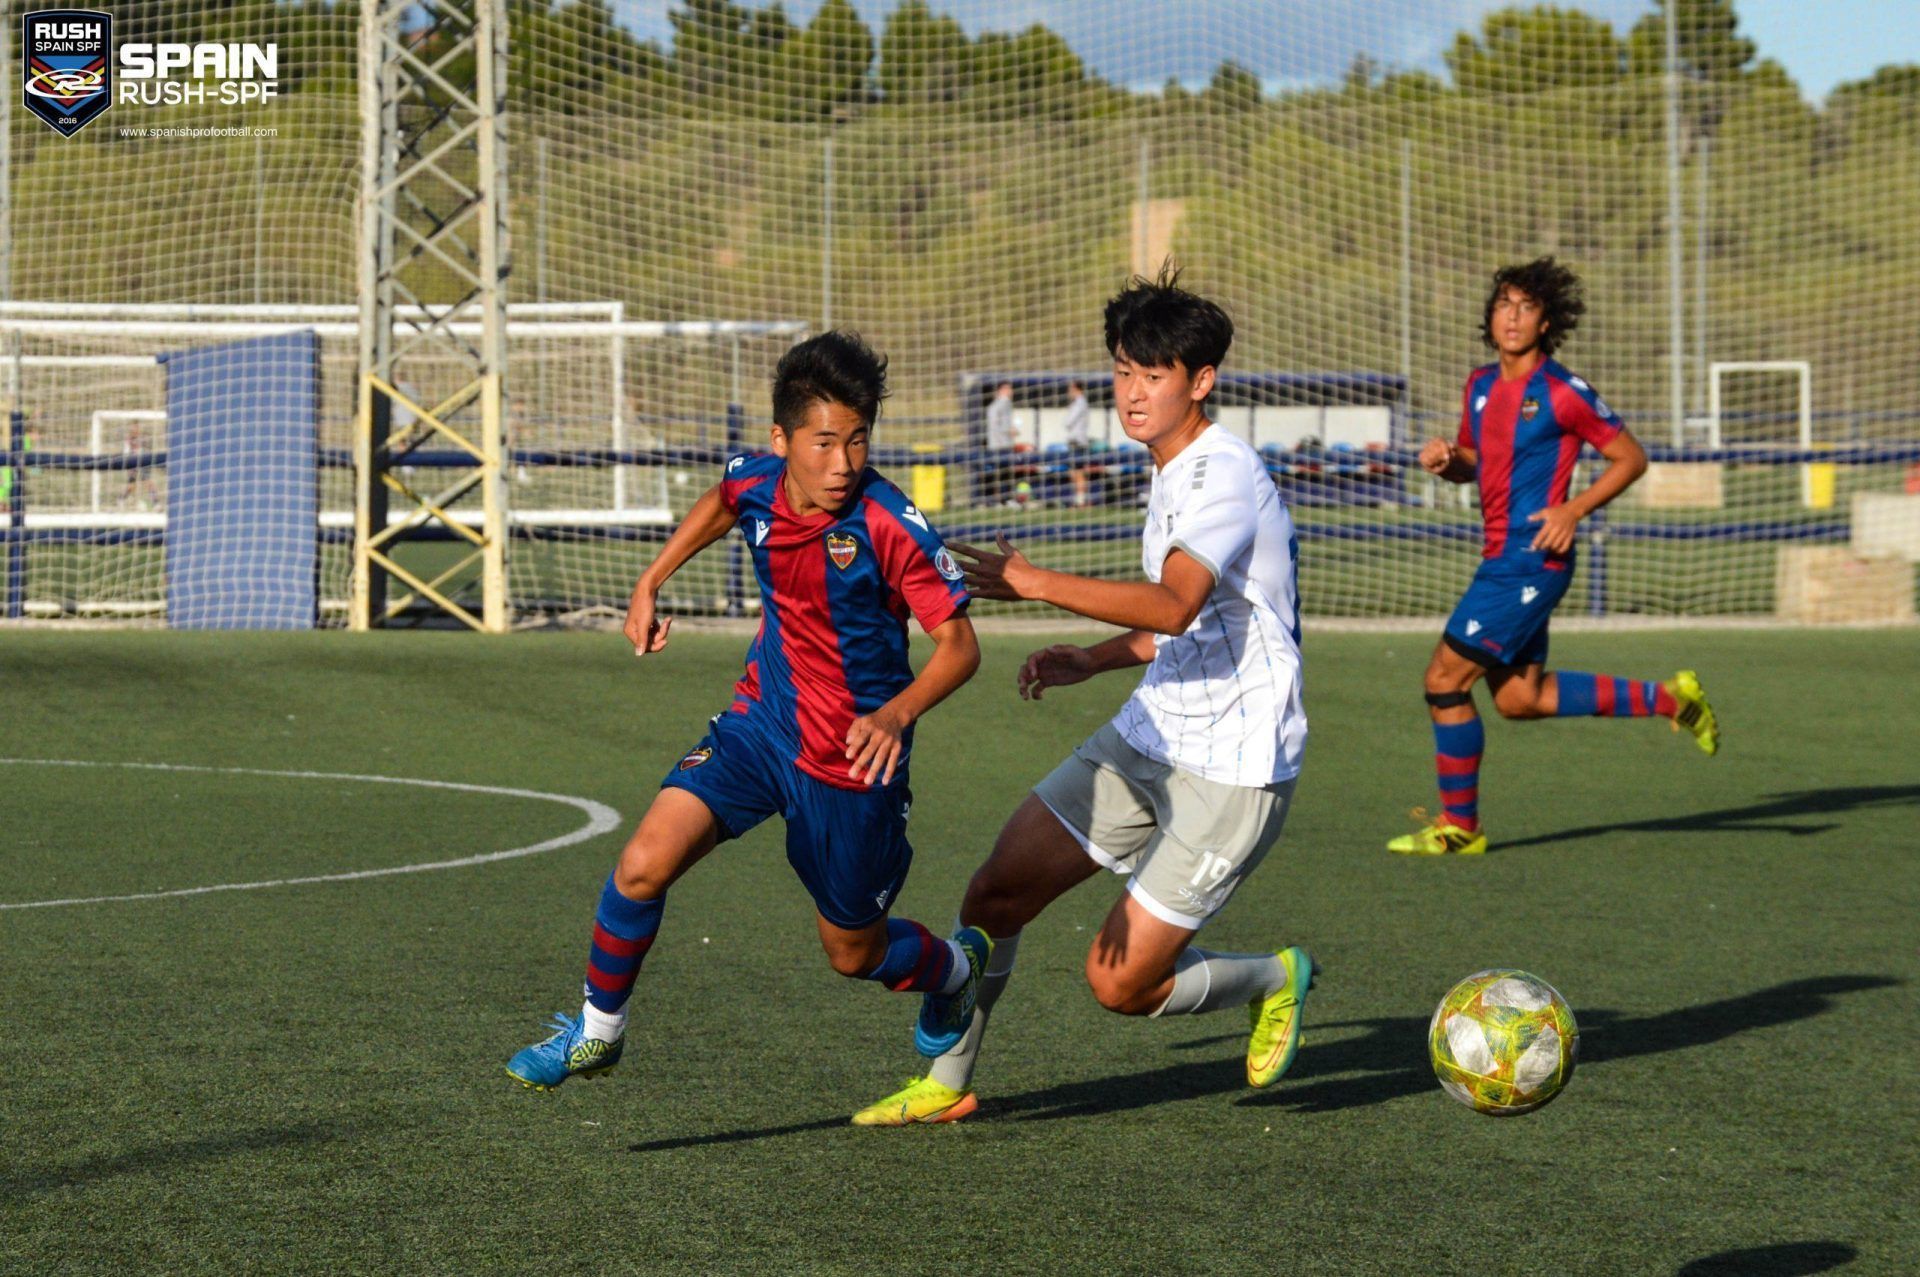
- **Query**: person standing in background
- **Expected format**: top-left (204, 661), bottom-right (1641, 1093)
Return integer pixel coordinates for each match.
top-left (1063, 379), bottom-right (1091, 508)
top-left (985, 381), bottom-right (1017, 506)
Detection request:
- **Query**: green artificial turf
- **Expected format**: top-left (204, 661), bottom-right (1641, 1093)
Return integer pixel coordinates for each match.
top-left (1, 629), bottom-right (1915, 1275)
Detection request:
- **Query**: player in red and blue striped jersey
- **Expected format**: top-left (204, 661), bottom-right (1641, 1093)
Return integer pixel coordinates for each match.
top-left (1389, 258), bottom-right (1720, 857)
top-left (508, 332), bottom-right (990, 1090)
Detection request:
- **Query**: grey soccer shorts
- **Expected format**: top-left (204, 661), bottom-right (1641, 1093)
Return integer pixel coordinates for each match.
top-left (1032, 722), bottom-right (1295, 930)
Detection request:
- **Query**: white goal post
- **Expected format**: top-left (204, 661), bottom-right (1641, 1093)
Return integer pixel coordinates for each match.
top-left (1707, 361), bottom-right (1812, 449)
top-left (1707, 360), bottom-right (1822, 507)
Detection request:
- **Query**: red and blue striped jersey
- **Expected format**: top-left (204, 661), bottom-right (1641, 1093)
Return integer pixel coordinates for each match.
top-left (1456, 358), bottom-right (1623, 568)
top-left (719, 452), bottom-right (970, 790)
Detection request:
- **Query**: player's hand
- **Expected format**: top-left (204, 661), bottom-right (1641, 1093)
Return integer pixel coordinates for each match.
top-left (845, 705), bottom-right (909, 786)
top-left (1419, 438), bottom-right (1457, 475)
top-left (949, 533), bottom-right (1043, 601)
top-left (622, 580), bottom-right (672, 656)
top-left (1017, 644), bottom-right (1097, 701)
top-left (1527, 505), bottom-right (1580, 555)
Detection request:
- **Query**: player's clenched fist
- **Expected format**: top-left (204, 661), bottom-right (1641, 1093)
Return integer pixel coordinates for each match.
top-left (1419, 438), bottom-right (1457, 475)
top-left (623, 581), bottom-right (672, 656)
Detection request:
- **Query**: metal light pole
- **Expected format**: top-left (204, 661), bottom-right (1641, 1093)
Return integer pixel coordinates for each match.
top-left (821, 134), bottom-right (834, 330)
top-left (1664, 0), bottom-right (1685, 446)
top-left (1399, 137), bottom-right (1413, 398)
top-left (1694, 130), bottom-right (1709, 417)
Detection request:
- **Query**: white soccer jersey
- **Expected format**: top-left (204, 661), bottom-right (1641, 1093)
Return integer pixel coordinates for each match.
top-left (1112, 424), bottom-right (1307, 787)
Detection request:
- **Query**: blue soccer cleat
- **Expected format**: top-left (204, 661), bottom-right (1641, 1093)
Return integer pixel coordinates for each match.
top-left (914, 926), bottom-right (992, 1058)
top-left (506, 1012), bottom-right (623, 1091)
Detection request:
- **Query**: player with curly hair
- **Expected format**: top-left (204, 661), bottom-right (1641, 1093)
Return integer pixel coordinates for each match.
top-left (1388, 258), bottom-right (1720, 857)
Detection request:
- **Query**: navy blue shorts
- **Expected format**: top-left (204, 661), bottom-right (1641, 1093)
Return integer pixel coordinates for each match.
top-left (1443, 559), bottom-right (1574, 669)
top-left (659, 710), bottom-right (913, 930)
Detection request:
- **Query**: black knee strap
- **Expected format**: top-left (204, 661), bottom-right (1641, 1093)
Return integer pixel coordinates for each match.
top-left (1425, 690), bottom-right (1474, 709)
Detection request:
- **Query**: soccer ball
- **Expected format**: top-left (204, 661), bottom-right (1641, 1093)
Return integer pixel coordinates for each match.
top-left (1429, 969), bottom-right (1578, 1116)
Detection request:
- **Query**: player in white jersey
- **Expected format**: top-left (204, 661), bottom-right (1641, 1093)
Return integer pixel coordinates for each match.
top-left (853, 269), bottom-right (1316, 1126)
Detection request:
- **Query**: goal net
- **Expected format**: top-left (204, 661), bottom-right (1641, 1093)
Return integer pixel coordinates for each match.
top-left (0, 308), bottom-right (801, 620)
top-left (5, 1), bottom-right (1916, 625)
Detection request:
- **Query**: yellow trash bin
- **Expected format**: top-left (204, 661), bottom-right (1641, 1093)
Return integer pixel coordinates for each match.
top-left (1804, 443), bottom-right (1836, 510)
top-left (910, 443), bottom-right (946, 513)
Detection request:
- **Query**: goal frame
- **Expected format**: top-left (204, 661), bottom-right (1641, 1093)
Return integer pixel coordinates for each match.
top-left (1707, 360), bottom-right (1811, 449)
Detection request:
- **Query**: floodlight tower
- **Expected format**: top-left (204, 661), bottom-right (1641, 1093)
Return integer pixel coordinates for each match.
top-left (353, 0), bottom-right (510, 631)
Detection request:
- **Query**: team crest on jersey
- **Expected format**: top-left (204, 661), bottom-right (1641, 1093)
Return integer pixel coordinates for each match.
top-left (677, 746), bottom-right (713, 771)
top-left (1520, 397), bottom-right (1540, 421)
top-left (934, 547), bottom-right (963, 581)
top-left (826, 532), bottom-right (859, 570)
top-left (23, 10), bottom-right (113, 137)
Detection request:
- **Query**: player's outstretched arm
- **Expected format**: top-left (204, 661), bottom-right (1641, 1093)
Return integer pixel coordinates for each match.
top-left (843, 614), bottom-right (980, 786)
top-left (622, 483), bottom-right (736, 656)
top-left (1017, 629), bottom-right (1157, 701)
top-left (1526, 429), bottom-right (1648, 555)
top-left (951, 534), bottom-right (1212, 636)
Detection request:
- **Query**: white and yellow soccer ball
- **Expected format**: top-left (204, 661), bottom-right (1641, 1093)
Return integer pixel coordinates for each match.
top-left (1429, 969), bottom-right (1578, 1116)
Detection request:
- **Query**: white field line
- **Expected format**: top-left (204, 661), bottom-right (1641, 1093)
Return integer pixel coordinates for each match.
top-left (0, 759), bottom-right (621, 910)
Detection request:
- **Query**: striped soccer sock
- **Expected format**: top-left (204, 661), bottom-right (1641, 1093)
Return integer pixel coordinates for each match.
top-left (579, 873), bottom-right (663, 1042)
top-left (1433, 715), bottom-right (1484, 832)
top-left (866, 918), bottom-right (968, 994)
top-left (1555, 672), bottom-right (1678, 718)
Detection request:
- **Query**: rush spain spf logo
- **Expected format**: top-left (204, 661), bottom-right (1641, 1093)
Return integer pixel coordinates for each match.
top-left (23, 10), bottom-right (112, 137)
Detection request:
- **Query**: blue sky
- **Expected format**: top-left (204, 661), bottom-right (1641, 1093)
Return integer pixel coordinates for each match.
top-left (1739, 0), bottom-right (1920, 98)
top-left (617, 0), bottom-right (1920, 102)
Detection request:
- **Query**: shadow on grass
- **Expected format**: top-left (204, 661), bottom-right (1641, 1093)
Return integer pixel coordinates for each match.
top-left (628, 973), bottom-right (1898, 1148)
top-left (628, 1117), bottom-right (849, 1151)
top-left (4, 1121), bottom-right (351, 1197)
top-left (1675, 1241), bottom-right (1857, 1275)
top-left (1496, 785), bottom-right (1920, 852)
top-left (626, 1059), bottom-right (1248, 1153)
top-left (1239, 973), bottom-right (1900, 1114)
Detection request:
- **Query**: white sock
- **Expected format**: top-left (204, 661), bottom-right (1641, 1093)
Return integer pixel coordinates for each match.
top-left (935, 939), bottom-right (971, 995)
top-left (1151, 947), bottom-right (1284, 1017)
top-left (580, 1000), bottom-right (626, 1043)
top-left (928, 930), bottom-right (1022, 1091)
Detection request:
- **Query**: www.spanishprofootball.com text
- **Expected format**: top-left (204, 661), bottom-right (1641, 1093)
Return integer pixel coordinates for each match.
top-left (116, 125), bottom-right (279, 140)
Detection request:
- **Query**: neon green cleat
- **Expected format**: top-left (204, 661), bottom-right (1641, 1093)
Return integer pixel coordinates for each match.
top-left (1666, 669), bottom-right (1719, 756)
top-left (1387, 819), bottom-right (1488, 856)
top-left (1246, 947), bottom-right (1317, 1088)
top-left (850, 1076), bottom-right (978, 1127)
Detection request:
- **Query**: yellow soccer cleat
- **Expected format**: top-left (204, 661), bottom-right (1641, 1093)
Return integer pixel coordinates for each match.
top-left (850, 1076), bottom-right (978, 1127)
top-left (1246, 947), bottom-right (1317, 1088)
top-left (1666, 669), bottom-right (1719, 756)
top-left (1387, 818), bottom-right (1488, 856)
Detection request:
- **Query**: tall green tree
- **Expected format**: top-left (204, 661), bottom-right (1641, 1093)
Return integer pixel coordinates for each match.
top-left (878, 0), bottom-right (972, 107)
top-left (1626, 0), bottom-right (1756, 81)
top-left (670, 0), bottom-right (759, 102)
top-left (1206, 61), bottom-right (1263, 112)
top-left (1625, 0), bottom-right (1758, 144)
top-left (965, 24), bottom-right (1085, 122)
top-left (775, 0), bottom-right (874, 120)
top-left (1445, 6), bottom-right (1626, 95)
